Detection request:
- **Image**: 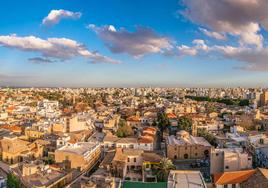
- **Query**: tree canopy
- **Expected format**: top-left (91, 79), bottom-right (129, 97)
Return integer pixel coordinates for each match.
top-left (116, 119), bottom-right (134, 138)
top-left (178, 116), bottom-right (193, 133)
top-left (185, 96), bottom-right (249, 106)
top-left (7, 173), bottom-right (21, 188)
top-left (154, 158), bottom-right (175, 182)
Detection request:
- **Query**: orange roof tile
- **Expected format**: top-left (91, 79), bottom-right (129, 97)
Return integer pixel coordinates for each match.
top-left (127, 116), bottom-right (140, 122)
top-left (167, 113), bottom-right (177, 119)
top-left (1, 125), bottom-right (22, 133)
top-left (214, 169), bottom-right (256, 185)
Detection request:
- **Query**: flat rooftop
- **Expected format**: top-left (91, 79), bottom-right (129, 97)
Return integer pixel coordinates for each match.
top-left (168, 170), bottom-right (207, 188)
top-left (57, 142), bottom-right (99, 156)
top-left (23, 170), bottom-right (66, 187)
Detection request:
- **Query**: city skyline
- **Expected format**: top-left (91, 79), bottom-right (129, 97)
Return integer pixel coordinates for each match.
top-left (1, 0), bottom-right (268, 87)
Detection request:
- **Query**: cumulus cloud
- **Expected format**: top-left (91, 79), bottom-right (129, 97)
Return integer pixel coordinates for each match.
top-left (177, 39), bottom-right (268, 71)
top-left (177, 39), bottom-right (209, 56)
top-left (177, 45), bottom-right (197, 56)
top-left (199, 28), bottom-right (226, 40)
top-left (88, 24), bottom-right (172, 58)
top-left (0, 34), bottom-right (120, 64)
top-left (181, 0), bottom-right (267, 48)
top-left (42, 9), bottom-right (81, 26)
top-left (214, 46), bottom-right (268, 71)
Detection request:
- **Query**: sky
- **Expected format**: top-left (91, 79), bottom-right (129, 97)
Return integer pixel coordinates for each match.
top-left (1, 0), bottom-right (268, 87)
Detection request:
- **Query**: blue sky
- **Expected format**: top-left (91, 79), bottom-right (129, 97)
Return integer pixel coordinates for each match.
top-left (1, 0), bottom-right (268, 87)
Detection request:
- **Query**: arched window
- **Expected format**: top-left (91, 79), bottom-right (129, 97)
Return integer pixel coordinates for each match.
top-left (174, 155), bottom-right (177, 159)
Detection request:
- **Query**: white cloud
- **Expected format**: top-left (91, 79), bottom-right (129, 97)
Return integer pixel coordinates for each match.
top-left (0, 34), bottom-right (121, 64)
top-left (88, 24), bottom-right (172, 58)
top-left (199, 28), bottom-right (226, 40)
top-left (192, 39), bottom-right (210, 51)
top-left (176, 40), bottom-right (268, 71)
top-left (181, 0), bottom-right (267, 48)
top-left (177, 39), bottom-right (209, 56)
top-left (42, 9), bottom-right (81, 26)
top-left (177, 45), bottom-right (197, 56)
top-left (214, 45), bottom-right (268, 71)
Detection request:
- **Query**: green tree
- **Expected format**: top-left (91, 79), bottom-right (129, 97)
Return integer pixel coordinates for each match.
top-left (116, 119), bottom-right (134, 138)
top-left (7, 173), bottom-right (21, 188)
top-left (178, 116), bottom-right (193, 133)
top-left (154, 158), bottom-right (175, 182)
top-left (152, 120), bottom-right (157, 127)
top-left (197, 128), bottom-right (217, 147)
top-left (157, 112), bottom-right (170, 139)
top-left (157, 113), bottom-right (170, 131)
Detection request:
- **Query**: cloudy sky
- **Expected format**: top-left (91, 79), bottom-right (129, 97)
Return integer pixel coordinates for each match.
top-left (1, 0), bottom-right (268, 87)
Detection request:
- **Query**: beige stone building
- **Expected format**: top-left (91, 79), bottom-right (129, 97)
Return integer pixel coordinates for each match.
top-left (19, 161), bottom-right (71, 188)
top-left (52, 115), bottom-right (89, 133)
top-left (0, 136), bottom-right (44, 164)
top-left (25, 128), bottom-right (45, 141)
top-left (55, 142), bottom-right (101, 171)
top-left (166, 130), bottom-right (212, 160)
top-left (210, 148), bottom-right (252, 175)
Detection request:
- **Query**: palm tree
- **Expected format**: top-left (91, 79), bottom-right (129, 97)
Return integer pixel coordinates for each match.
top-left (154, 158), bottom-right (176, 182)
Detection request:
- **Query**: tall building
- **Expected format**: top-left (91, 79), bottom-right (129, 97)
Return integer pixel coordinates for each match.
top-left (260, 91), bottom-right (268, 106)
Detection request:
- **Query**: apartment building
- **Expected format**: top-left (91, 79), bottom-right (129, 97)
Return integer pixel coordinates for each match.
top-left (210, 148), bottom-right (252, 175)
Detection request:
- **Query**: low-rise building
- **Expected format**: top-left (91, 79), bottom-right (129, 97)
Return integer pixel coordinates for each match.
top-left (168, 170), bottom-right (207, 188)
top-left (55, 142), bottom-right (101, 171)
top-left (211, 148), bottom-right (252, 174)
top-left (166, 130), bottom-right (212, 160)
top-left (213, 168), bottom-right (268, 188)
top-left (0, 136), bottom-right (44, 164)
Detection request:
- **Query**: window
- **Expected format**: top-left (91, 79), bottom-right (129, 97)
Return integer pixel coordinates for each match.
top-left (223, 185), bottom-right (228, 188)
top-left (225, 166), bottom-right (229, 169)
top-left (195, 153), bottom-right (198, 156)
top-left (216, 153), bottom-right (219, 156)
top-left (134, 158), bottom-right (136, 162)
top-left (232, 184), bottom-right (236, 188)
top-left (127, 158), bottom-right (130, 162)
top-left (204, 150), bottom-right (209, 157)
top-left (185, 147), bottom-right (187, 150)
top-left (184, 154), bottom-right (188, 159)
top-left (174, 155), bottom-right (177, 159)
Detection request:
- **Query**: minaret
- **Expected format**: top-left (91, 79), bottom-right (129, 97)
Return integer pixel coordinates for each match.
top-left (192, 121), bottom-right (197, 136)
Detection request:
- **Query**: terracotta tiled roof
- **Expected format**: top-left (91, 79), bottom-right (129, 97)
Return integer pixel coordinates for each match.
top-left (1, 125), bottom-right (22, 133)
top-left (167, 113), bottom-right (177, 119)
top-left (213, 169), bottom-right (256, 185)
top-left (143, 127), bottom-right (157, 132)
top-left (127, 116), bottom-right (140, 122)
